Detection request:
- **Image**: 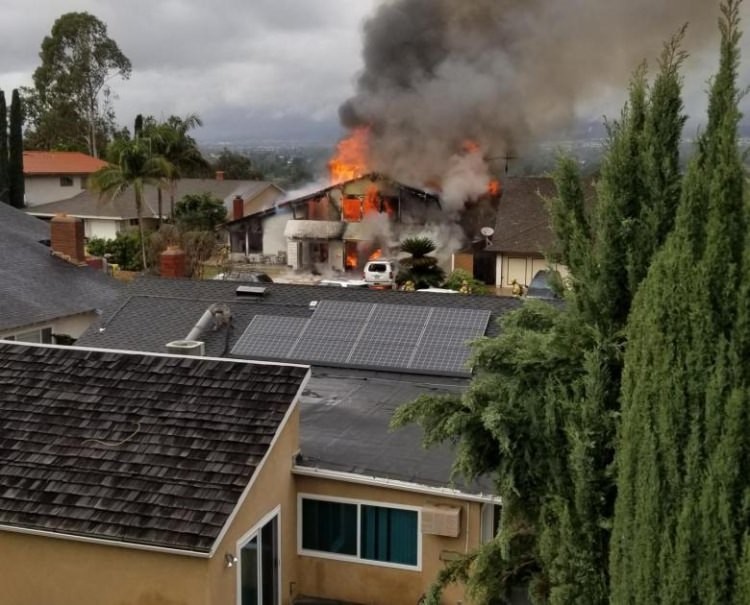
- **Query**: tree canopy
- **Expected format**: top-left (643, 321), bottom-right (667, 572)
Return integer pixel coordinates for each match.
top-left (174, 192), bottom-right (228, 232)
top-left (611, 1), bottom-right (749, 602)
top-left (393, 18), bottom-right (692, 605)
top-left (23, 12), bottom-right (131, 156)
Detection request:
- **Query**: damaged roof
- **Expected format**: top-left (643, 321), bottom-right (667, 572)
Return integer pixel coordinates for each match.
top-left (0, 342), bottom-right (308, 552)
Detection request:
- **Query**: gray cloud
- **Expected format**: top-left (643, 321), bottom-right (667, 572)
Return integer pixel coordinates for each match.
top-left (0, 0), bottom-right (377, 142)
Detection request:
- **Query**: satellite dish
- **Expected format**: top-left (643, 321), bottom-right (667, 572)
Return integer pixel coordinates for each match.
top-left (480, 227), bottom-right (495, 237)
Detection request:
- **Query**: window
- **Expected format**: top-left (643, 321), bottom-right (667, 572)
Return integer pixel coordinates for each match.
top-left (300, 495), bottom-right (420, 569)
top-left (3, 327), bottom-right (53, 344)
top-left (480, 503), bottom-right (501, 544)
top-left (60, 176), bottom-right (74, 187)
top-left (342, 197), bottom-right (362, 222)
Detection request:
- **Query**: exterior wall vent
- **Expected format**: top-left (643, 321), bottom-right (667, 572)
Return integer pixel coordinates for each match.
top-left (421, 505), bottom-right (461, 538)
top-left (166, 340), bottom-right (205, 356)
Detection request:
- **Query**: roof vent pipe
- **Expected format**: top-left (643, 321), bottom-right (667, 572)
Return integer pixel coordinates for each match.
top-left (186, 303), bottom-right (232, 341)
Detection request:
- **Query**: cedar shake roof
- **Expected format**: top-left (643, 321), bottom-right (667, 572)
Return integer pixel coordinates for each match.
top-left (0, 342), bottom-right (308, 552)
top-left (486, 176), bottom-right (597, 255)
top-left (23, 151), bottom-right (108, 175)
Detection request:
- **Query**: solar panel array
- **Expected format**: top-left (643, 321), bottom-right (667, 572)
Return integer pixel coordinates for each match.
top-left (231, 300), bottom-right (491, 376)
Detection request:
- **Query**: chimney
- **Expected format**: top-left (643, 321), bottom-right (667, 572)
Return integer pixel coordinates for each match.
top-left (232, 195), bottom-right (244, 221)
top-left (215, 170), bottom-right (225, 181)
top-left (160, 246), bottom-right (186, 279)
top-left (50, 214), bottom-right (86, 265)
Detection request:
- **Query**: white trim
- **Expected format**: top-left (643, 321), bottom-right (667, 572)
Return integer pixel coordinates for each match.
top-left (297, 492), bottom-right (423, 572)
top-left (28, 212), bottom-right (129, 220)
top-left (235, 506), bottom-right (282, 605)
top-left (0, 340), bottom-right (310, 370)
top-left (210, 369), bottom-right (311, 556)
top-left (292, 464), bottom-right (501, 505)
top-left (0, 523), bottom-right (209, 558)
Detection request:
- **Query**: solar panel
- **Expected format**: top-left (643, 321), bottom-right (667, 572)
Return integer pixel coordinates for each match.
top-left (231, 316), bottom-right (308, 358)
top-left (231, 301), bottom-right (492, 376)
top-left (313, 300), bottom-right (375, 322)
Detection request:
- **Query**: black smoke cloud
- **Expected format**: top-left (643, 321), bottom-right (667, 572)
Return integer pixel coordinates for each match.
top-left (341, 0), bottom-right (720, 206)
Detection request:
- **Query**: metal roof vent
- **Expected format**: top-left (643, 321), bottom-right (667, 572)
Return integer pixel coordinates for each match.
top-left (309, 300), bottom-right (318, 311)
top-left (236, 286), bottom-right (268, 297)
top-left (166, 340), bottom-right (205, 356)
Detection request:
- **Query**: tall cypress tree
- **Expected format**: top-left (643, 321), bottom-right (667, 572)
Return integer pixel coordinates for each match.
top-left (8, 88), bottom-right (25, 209)
top-left (611, 2), bottom-right (748, 603)
top-left (0, 90), bottom-right (9, 205)
top-left (393, 28), bottom-right (688, 605)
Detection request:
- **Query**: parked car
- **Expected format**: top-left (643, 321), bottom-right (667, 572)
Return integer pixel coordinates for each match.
top-left (213, 271), bottom-right (274, 283)
top-left (363, 259), bottom-right (398, 288)
top-left (318, 279), bottom-right (369, 288)
top-left (525, 269), bottom-right (559, 300)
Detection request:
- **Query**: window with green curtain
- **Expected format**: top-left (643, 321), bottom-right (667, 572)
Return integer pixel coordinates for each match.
top-left (360, 505), bottom-right (418, 566)
top-left (301, 498), bottom-right (357, 556)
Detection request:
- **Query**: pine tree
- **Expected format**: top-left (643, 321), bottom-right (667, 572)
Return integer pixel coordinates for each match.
top-left (0, 90), bottom-right (9, 205)
top-left (8, 89), bottom-right (25, 209)
top-left (611, 2), bottom-right (748, 602)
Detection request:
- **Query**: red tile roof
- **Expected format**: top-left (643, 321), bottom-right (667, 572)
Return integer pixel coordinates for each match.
top-left (23, 151), bottom-right (109, 175)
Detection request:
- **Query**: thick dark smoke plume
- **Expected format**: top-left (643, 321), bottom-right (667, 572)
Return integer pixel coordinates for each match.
top-left (340, 0), bottom-right (719, 209)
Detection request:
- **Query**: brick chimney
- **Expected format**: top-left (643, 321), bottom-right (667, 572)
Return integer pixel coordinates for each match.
top-left (215, 170), bottom-right (225, 181)
top-left (232, 195), bottom-right (244, 221)
top-left (160, 246), bottom-right (186, 279)
top-left (50, 214), bottom-right (86, 265)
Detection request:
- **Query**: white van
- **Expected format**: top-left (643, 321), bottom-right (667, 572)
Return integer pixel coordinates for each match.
top-left (363, 259), bottom-right (398, 288)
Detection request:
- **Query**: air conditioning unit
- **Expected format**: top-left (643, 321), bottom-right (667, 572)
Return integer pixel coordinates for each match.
top-left (166, 340), bottom-right (205, 356)
top-left (421, 505), bottom-right (461, 538)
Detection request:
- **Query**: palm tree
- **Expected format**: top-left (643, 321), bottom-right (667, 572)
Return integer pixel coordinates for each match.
top-left (89, 138), bottom-right (171, 269)
top-left (397, 236), bottom-right (445, 289)
top-left (142, 114), bottom-right (211, 222)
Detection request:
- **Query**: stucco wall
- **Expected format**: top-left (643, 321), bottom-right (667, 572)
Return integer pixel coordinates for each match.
top-left (2, 531), bottom-right (210, 605)
top-left (0, 402), bottom-right (302, 605)
top-left (262, 212), bottom-right (291, 258)
top-left (85, 218), bottom-right (123, 240)
top-left (24, 175), bottom-right (86, 206)
top-left (293, 476), bottom-right (485, 605)
top-left (208, 405), bottom-right (300, 605)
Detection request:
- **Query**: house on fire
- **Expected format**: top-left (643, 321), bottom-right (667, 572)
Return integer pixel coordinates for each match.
top-left (68, 275), bottom-right (520, 605)
top-left (223, 174), bottom-right (442, 272)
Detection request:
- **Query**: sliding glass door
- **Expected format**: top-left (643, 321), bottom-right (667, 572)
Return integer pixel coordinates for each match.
top-left (240, 514), bottom-right (279, 605)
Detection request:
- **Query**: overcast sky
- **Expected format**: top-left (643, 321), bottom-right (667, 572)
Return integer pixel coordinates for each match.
top-left (0, 0), bottom-right (747, 146)
top-left (0, 0), bottom-right (378, 144)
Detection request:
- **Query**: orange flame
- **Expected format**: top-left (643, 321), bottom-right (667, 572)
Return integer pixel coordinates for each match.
top-left (462, 139), bottom-right (481, 154)
top-left (329, 127), bottom-right (370, 184)
top-left (363, 184), bottom-right (380, 215)
top-left (488, 179), bottom-right (501, 196)
top-left (369, 248), bottom-right (383, 260)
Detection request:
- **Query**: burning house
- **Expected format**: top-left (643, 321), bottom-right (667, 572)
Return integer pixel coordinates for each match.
top-left (280, 173), bottom-right (441, 272)
top-left (223, 128), bottom-right (501, 277)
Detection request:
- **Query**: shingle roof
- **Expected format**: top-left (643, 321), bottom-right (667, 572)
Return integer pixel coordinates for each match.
top-left (0, 342), bottom-right (308, 552)
top-left (28, 179), bottom-right (280, 220)
top-left (77, 277), bottom-right (520, 357)
top-left (486, 176), bottom-right (597, 254)
top-left (23, 151), bottom-right (108, 175)
top-left (0, 203), bottom-right (122, 333)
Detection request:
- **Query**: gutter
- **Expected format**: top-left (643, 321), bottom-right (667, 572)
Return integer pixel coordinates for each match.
top-left (292, 464), bottom-right (501, 505)
top-left (0, 523), bottom-right (210, 558)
